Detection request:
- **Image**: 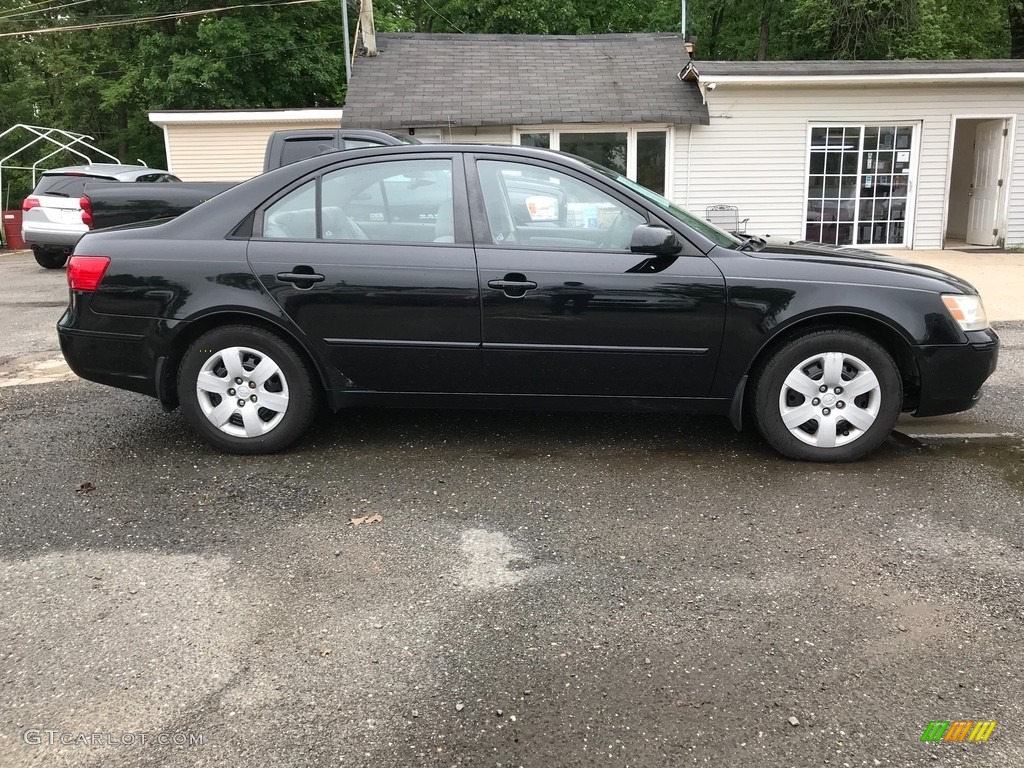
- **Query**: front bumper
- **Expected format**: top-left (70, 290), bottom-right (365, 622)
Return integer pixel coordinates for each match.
top-left (912, 328), bottom-right (999, 417)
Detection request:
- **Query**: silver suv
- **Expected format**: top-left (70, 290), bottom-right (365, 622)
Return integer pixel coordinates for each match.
top-left (22, 164), bottom-right (178, 269)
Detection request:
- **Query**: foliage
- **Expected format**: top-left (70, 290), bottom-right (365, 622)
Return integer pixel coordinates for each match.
top-left (0, 0), bottom-right (345, 201)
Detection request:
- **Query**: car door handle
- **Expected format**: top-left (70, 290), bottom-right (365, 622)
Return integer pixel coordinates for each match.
top-left (487, 274), bottom-right (538, 299)
top-left (487, 279), bottom-right (538, 290)
top-left (277, 270), bottom-right (325, 284)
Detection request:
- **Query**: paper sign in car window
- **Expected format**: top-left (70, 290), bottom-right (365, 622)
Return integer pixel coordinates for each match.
top-left (525, 195), bottom-right (559, 222)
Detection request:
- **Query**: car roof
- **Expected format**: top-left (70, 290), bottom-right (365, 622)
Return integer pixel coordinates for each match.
top-left (41, 164), bottom-right (170, 180)
top-left (277, 142), bottom-right (594, 174)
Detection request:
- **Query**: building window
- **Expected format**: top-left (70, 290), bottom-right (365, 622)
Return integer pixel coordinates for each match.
top-left (559, 132), bottom-right (628, 175)
top-left (805, 124), bottom-right (915, 246)
top-left (514, 127), bottom-right (668, 196)
top-left (519, 132), bottom-right (551, 149)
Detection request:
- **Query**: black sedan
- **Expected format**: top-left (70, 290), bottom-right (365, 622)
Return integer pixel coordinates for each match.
top-left (58, 145), bottom-right (998, 461)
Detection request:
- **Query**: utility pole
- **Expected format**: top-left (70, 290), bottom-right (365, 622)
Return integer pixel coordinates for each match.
top-left (341, 0), bottom-right (351, 84)
top-left (681, 0), bottom-right (686, 38)
top-left (359, 0), bottom-right (377, 57)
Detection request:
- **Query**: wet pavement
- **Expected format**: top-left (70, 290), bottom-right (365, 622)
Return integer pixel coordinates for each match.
top-left (1, 250), bottom-right (1023, 767)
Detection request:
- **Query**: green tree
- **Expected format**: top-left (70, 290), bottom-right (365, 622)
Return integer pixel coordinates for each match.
top-left (0, 0), bottom-right (346, 184)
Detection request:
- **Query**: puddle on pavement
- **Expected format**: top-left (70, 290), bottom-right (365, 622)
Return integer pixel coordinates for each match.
top-left (894, 432), bottom-right (1024, 494)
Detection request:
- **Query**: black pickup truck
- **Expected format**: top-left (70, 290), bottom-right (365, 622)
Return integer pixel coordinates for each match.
top-left (82, 181), bottom-right (235, 231)
top-left (80, 129), bottom-right (417, 235)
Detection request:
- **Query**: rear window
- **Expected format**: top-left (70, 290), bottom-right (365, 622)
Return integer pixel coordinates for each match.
top-left (33, 174), bottom-right (114, 198)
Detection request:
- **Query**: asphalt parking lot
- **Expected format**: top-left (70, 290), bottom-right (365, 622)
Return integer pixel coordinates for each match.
top-left (1, 249), bottom-right (1022, 767)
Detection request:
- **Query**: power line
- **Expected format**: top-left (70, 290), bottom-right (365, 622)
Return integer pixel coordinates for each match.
top-left (421, 0), bottom-right (465, 34)
top-left (0, 0), bottom-right (96, 22)
top-left (0, 0), bottom-right (324, 37)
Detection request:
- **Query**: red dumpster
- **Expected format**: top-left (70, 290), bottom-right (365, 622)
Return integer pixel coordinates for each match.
top-left (2, 210), bottom-right (25, 250)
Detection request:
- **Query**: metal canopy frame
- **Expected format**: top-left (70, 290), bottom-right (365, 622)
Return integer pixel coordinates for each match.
top-left (0, 124), bottom-right (120, 209)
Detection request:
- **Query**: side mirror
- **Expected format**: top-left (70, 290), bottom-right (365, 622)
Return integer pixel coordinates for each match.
top-left (630, 224), bottom-right (682, 256)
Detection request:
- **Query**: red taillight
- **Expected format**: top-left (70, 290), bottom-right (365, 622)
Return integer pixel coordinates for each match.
top-left (67, 255), bottom-right (110, 292)
top-left (80, 195), bottom-right (93, 228)
top-left (22, 196), bottom-right (40, 211)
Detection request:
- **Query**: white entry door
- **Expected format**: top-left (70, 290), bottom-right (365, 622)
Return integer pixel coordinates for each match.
top-left (966, 119), bottom-right (1006, 246)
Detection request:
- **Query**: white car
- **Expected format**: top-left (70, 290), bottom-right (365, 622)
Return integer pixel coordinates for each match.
top-left (22, 164), bottom-right (178, 268)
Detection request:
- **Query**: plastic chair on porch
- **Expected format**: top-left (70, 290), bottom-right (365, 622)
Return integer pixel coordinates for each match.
top-left (705, 204), bottom-right (749, 234)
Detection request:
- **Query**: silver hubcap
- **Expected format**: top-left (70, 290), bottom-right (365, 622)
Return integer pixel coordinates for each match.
top-left (196, 346), bottom-right (289, 438)
top-left (779, 351), bottom-right (881, 449)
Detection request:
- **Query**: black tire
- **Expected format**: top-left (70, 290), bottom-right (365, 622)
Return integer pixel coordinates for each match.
top-left (33, 249), bottom-right (68, 269)
top-left (750, 329), bottom-right (902, 462)
top-left (177, 325), bottom-right (318, 454)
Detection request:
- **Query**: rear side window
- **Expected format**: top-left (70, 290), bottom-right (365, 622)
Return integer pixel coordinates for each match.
top-left (263, 180), bottom-right (317, 239)
top-left (260, 159), bottom-right (454, 244)
top-left (280, 136), bottom-right (338, 167)
top-left (33, 174), bottom-right (111, 197)
top-left (322, 158), bottom-right (453, 244)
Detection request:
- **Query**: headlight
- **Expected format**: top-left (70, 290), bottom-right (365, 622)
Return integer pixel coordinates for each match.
top-left (941, 294), bottom-right (989, 331)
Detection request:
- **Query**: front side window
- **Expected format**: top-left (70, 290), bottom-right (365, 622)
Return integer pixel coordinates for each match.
top-left (477, 160), bottom-right (645, 251)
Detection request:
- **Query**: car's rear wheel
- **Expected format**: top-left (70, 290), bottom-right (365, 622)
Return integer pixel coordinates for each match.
top-left (751, 329), bottom-right (902, 462)
top-left (177, 325), bottom-right (317, 454)
top-left (33, 248), bottom-right (68, 270)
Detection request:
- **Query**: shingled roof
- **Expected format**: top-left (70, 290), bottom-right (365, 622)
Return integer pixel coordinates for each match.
top-left (342, 33), bottom-right (709, 130)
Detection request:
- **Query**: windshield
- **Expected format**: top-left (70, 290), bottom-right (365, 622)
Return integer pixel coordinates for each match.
top-left (570, 155), bottom-right (743, 249)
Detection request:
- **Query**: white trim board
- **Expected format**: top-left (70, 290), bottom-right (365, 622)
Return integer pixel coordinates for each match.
top-left (149, 109), bottom-right (345, 127)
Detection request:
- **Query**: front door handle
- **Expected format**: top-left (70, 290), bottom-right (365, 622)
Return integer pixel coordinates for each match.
top-left (487, 273), bottom-right (538, 298)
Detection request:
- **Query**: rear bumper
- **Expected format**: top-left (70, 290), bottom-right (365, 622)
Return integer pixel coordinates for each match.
top-left (911, 328), bottom-right (999, 417)
top-left (22, 222), bottom-right (86, 249)
top-left (57, 314), bottom-right (159, 398)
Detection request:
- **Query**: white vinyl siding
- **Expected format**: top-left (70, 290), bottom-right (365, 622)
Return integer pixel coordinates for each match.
top-left (675, 83), bottom-right (1023, 248)
top-left (1007, 116), bottom-right (1024, 246)
top-left (161, 121), bottom-right (343, 181)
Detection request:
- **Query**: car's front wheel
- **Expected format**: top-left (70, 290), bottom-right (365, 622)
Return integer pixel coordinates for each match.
top-left (751, 329), bottom-right (902, 462)
top-left (177, 325), bottom-right (317, 454)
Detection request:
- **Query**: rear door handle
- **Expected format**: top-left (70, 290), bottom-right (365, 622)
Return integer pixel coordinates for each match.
top-left (277, 270), bottom-right (325, 285)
